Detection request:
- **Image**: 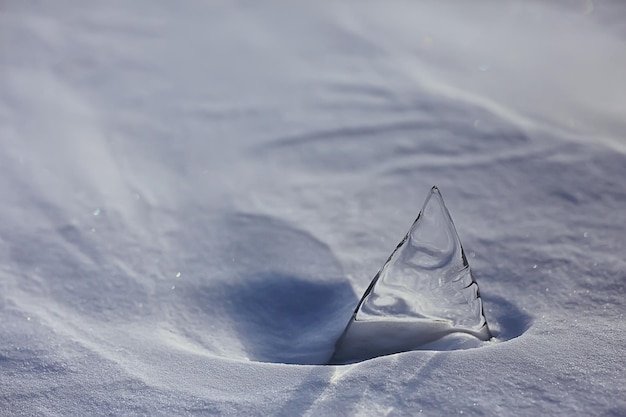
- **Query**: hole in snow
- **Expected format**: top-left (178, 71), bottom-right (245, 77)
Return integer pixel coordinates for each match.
top-left (190, 274), bottom-right (357, 365)
top-left (178, 213), bottom-right (357, 365)
top-left (177, 203), bottom-right (530, 366)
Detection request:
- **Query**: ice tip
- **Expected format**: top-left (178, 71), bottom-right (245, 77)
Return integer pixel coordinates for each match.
top-left (421, 185), bottom-right (448, 214)
top-left (429, 185), bottom-right (443, 198)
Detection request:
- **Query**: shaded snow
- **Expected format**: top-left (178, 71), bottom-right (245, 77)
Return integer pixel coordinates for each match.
top-left (1, 1), bottom-right (626, 416)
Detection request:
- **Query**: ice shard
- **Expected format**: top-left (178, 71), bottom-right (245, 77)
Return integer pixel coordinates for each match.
top-left (330, 186), bottom-right (491, 364)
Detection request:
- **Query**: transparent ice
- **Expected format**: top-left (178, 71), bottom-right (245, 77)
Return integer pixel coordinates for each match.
top-left (330, 186), bottom-right (491, 364)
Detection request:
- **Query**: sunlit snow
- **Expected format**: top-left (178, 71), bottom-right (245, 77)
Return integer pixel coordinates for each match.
top-left (1, 1), bottom-right (625, 416)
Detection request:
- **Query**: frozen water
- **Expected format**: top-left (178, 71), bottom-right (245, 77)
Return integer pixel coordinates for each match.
top-left (331, 186), bottom-right (490, 364)
top-left (356, 186), bottom-right (488, 329)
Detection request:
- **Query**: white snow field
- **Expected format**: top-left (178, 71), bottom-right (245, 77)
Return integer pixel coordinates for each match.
top-left (1, 1), bottom-right (626, 415)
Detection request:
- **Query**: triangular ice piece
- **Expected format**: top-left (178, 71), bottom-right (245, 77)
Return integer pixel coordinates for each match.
top-left (330, 186), bottom-right (491, 364)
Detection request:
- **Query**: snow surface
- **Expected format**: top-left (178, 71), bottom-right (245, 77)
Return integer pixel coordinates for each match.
top-left (1, 1), bottom-right (626, 415)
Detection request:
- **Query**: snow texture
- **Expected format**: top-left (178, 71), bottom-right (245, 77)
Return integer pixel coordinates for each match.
top-left (1, 1), bottom-right (626, 416)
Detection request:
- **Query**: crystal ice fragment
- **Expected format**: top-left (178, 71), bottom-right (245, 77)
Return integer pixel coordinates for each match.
top-left (330, 186), bottom-right (491, 364)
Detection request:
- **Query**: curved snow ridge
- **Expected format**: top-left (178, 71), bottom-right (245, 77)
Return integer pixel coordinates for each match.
top-left (251, 109), bottom-right (534, 176)
top-left (329, 1), bottom-right (626, 155)
top-left (3, 209), bottom-right (360, 365)
top-left (170, 212), bottom-right (356, 365)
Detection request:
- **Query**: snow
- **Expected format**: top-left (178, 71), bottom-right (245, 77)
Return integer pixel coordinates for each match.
top-left (1, 1), bottom-right (626, 415)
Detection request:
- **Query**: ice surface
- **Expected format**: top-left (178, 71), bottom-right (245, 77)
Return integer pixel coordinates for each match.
top-left (331, 187), bottom-right (490, 363)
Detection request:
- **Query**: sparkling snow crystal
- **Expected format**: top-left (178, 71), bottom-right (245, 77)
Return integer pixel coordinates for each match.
top-left (330, 186), bottom-right (491, 364)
